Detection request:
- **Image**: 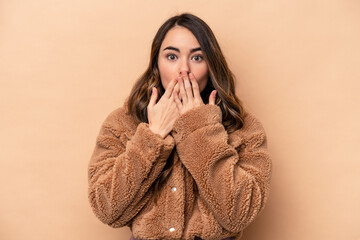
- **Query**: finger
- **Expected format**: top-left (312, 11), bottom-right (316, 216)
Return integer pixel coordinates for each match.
top-left (183, 73), bottom-right (194, 100)
top-left (163, 78), bottom-right (178, 99)
top-left (148, 87), bottom-right (158, 107)
top-left (174, 82), bottom-right (180, 94)
top-left (174, 82), bottom-right (181, 101)
top-left (169, 86), bottom-right (176, 100)
top-left (209, 90), bottom-right (217, 105)
top-left (189, 73), bottom-right (201, 100)
top-left (178, 76), bottom-right (187, 104)
top-left (173, 90), bottom-right (183, 110)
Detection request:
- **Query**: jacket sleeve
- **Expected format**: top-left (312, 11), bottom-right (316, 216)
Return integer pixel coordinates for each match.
top-left (172, 104), bottom-right (272, 232)
top-left (88, 108), bottom-right (175, 228)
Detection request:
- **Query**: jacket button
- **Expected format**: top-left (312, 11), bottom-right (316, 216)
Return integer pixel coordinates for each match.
top-left (169, 227), bottom-right (175, 232)
top-left (171, 187), bottom-right (177, 192)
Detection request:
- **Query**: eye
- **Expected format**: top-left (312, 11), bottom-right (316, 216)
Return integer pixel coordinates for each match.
top-left (192, 55), bottom-right (203, 62)
top-left (166, 54), bottom-right (177, 61)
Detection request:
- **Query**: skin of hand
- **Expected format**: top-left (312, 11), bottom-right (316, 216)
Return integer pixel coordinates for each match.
top-left (173, 72), bottom-right (217, 115)
top-left (147, 78), bottom-right (180, 139)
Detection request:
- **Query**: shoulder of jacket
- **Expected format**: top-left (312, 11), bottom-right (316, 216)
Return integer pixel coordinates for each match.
top-left (228, 110), bottom-right (267, 149)
top-left (241, 111), bottom-right (265, 133)
top-left (101, 105), bottom-right (138, 138)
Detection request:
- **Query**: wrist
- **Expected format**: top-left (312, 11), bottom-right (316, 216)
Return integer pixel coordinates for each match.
top-left (149, 124), bottom-right (166, 139)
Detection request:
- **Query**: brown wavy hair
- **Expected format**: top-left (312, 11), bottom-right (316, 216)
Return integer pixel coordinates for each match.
top-left (126, 13), bottom-right (245, 202)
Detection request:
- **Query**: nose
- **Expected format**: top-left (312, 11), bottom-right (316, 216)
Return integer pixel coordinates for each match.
top-left (179, 58), bottom-right (190, 75)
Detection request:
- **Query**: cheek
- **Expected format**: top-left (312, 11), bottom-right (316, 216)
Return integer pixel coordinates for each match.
top-left (192, 64), bottom-right (209, 91)
top-left (158, 60), bottom-right (175, 90)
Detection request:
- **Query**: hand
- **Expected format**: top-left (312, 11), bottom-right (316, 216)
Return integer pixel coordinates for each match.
top-left (147, 78), bottom-right (180, 139)
top-left (173, 72), bottom-right (217, 115)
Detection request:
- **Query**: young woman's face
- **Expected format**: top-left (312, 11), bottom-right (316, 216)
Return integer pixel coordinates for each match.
top-left (157, 26), bottom-right (209, 92)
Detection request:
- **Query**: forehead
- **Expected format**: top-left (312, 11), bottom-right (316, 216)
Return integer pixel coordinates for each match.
top-left (160, 26), bottom-right (200, 49)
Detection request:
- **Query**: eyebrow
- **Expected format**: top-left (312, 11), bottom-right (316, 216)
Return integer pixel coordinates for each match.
top-left (163, 46), bottom-right (202, 53)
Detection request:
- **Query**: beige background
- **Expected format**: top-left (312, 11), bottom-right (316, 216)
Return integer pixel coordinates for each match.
top-left (1, 0), bottom-right (359, 239)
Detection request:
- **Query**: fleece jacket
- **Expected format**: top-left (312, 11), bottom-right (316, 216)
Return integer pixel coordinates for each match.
top-left (88, 103), bottom-right (272, 240)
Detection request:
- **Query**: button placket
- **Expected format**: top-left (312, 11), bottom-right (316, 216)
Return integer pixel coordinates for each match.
top-left (164, 157), bottom-right (184, 238)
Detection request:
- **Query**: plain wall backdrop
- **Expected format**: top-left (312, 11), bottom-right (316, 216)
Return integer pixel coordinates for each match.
top-left (1, 0), bottom-right (359, 239)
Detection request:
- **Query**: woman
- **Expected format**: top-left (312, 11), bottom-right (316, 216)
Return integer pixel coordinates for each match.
top-left (88, 13), bottom-right (272, 240)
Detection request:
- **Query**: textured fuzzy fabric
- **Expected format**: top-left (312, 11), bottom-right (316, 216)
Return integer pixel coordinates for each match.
top-left (88, 103), bottom-right (272, 240)
top-left (131, 235), bottom-right (234, 240)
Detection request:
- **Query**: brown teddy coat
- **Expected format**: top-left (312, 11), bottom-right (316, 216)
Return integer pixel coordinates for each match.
top-left (88, 103), bottom-right (272, 240)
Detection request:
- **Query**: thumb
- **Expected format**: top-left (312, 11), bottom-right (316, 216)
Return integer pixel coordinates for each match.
top-left (148, 87), bottom-right (158, 108)
top-left (209, 90), bottom-right (217, 105)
